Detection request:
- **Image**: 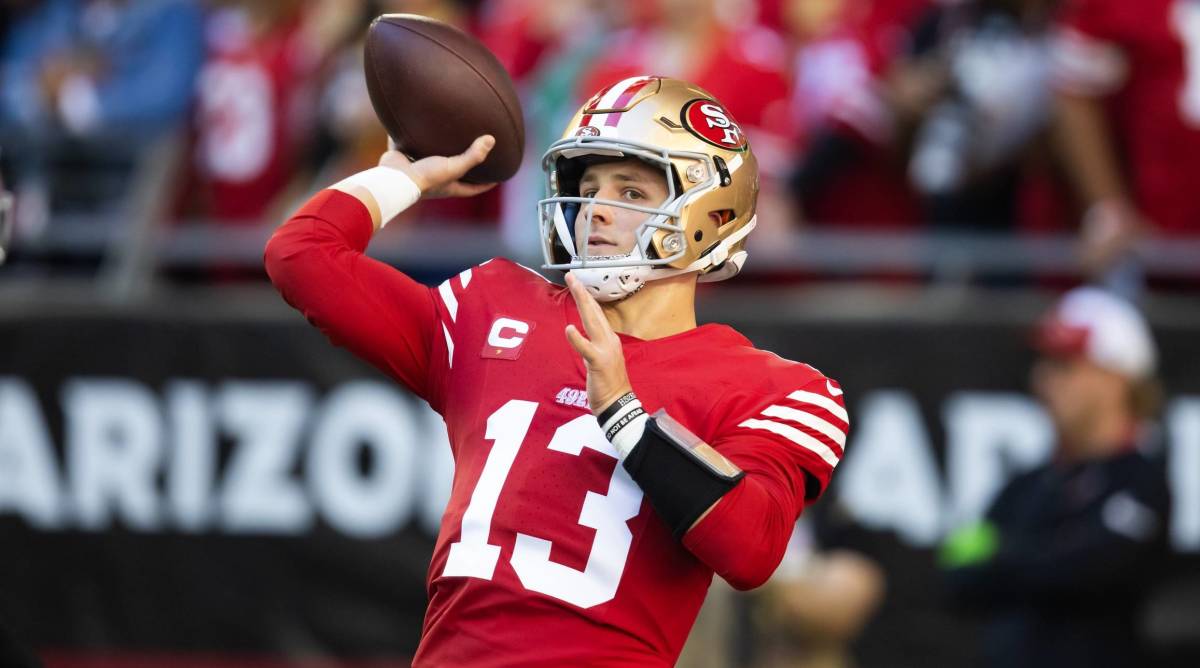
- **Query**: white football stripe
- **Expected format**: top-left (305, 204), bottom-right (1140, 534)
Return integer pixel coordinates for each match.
top-left (739, 419), bottom-right (840, 467)
top-left (787, 390), bottom-right (848, 424)
top-left (761, 405), bottom-right (846, 447)
top-left (438, 280), bottom-right (458, 322)
top-left (459, 268), bottom-right (473, 289)
top-left (442, 322), bottom-right (454, 369)
top-left (597, 76), bottom-right (647, 109)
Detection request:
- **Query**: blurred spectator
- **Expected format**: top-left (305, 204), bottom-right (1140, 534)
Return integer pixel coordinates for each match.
top-left (752, 523), bottom-right (886, 668)
top-left (571, 0), bottom-right (798, 238)
top-left (0, 0), bottom-right (203, 239)
top-left (178, 0), bottom-right (327, 224)
top-left (576, 0), bottom-right (792, 165)
top-left (785, 0), bottom-right (928, 228)
top-left (1051, 0), bottom-right (1200, 290)
top-left (900, 0), bottom-right (1058, 230)
top-left (940, 287), bottom-right (1171, 668)
top-left (479, 0), bottom-right (583, 84)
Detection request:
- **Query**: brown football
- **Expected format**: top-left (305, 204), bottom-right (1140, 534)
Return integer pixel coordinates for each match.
top-left (364, 14), bottom-right (525, 184)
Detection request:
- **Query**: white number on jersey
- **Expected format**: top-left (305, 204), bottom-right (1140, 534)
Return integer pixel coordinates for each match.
top-left (442, 400), bottom-right (644, 608)
top-left (1173, 0), bottom-right (1200, 126)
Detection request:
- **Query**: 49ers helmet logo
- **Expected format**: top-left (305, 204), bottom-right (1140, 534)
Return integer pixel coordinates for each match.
top-left (680, 99), bottom-right (747, 151)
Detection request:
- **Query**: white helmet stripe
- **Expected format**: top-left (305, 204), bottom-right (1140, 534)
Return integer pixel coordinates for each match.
top-left (596, 76), bottom-right (652, 110)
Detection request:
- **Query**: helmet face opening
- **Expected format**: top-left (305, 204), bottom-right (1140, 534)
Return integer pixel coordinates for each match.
top-left (539, 135), bottom-right (716, 271)
top-left (539, 76), bottom-right (760, 285)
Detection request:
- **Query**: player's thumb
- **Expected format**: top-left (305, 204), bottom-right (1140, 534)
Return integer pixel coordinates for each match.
top-left (438, 135), bottom-right (494, 182)
top-left (456, 135), bottom-right (495, 170)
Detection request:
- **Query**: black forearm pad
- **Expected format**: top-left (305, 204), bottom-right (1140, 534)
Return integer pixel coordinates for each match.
top-left (622, 417), bottom-right (745, 539)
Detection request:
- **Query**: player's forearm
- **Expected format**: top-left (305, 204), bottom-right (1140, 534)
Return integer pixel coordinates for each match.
top-left (597, 394), bottom-right (799, 590)
top-left (1053, 92), bottom-right (1130, 207)
top-left (264, 188), bottom-right (440, 398)
top-left (682, 476), bottom-right (799, 590)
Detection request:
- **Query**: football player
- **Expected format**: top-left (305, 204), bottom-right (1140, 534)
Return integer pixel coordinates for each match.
top-left (265, 77), bottom-right (848, 667)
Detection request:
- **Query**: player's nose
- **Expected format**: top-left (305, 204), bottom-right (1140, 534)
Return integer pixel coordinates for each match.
top-left (585, 199), bottom-right (614, 226)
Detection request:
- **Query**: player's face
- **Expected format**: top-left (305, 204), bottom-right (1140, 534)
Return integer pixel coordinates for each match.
top-left (1032, 355), bottom-right (1126, 455)
top-left (575, 159), bottom-right (670, 257)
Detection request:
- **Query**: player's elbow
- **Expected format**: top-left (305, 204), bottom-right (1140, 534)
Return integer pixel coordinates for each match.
top-left (263, 223), bottom-right (310, 289)
top-left (719, 544), bottom-right (786, 591)
top-left (685, 479), bottom-right (796, 590)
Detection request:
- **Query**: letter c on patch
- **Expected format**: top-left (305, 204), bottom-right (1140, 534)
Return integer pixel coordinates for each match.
top-left (487, 318), bottom-right (530, 349)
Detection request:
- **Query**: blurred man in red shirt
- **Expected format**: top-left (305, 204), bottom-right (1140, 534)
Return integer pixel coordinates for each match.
top-left (1052, 0), bottom-right (1200, 280)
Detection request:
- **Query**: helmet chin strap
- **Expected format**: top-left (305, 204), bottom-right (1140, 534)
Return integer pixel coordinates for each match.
top-left (568, 215), bottom-right (757, 303)
top-left (570, 254), bottom-right (654, 303)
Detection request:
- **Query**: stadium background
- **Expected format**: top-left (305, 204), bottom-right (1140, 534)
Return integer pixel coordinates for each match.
top-left (1, 0), bottom-right (1198, 666)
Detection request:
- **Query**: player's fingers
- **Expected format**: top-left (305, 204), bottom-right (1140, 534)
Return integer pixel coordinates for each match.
top-left (565, 273), bottom-right (609, 340)
top-left (564, 324), bottom-right (598, 360)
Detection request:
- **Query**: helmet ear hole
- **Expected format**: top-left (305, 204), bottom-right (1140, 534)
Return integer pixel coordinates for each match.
top-left (711, 209), bottom-right (735, 226)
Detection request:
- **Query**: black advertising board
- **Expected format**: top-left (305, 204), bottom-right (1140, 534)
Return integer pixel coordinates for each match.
top-left (1, 301), bottom-right (1197, 666)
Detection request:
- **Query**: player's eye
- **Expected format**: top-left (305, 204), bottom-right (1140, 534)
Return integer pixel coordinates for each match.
top-left (581, 189), bottom-right (598, 198)
top-left (622, 189), bottom-right (644, 201)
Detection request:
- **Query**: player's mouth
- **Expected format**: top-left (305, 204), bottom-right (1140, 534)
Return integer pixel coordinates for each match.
top-left (586, 236), bottom-right (621, 253)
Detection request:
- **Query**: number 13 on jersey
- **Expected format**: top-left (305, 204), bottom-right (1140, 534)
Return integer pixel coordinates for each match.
top-left (442, 400), bottom-right (645, 608)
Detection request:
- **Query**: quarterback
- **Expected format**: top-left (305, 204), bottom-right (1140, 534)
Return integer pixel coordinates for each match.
top-left (265, 77), bottom-right (848, 667)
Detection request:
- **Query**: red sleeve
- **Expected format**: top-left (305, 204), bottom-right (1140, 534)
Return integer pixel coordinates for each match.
top-left (263, 189), bottom-right (446, 410)
top-left (682, 376), bottom-right (848, 590)
top-left (1051, 0), bottom-right (1131, 96)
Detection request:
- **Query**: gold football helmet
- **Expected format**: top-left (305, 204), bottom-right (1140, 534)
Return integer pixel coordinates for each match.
top-left (539, 76), bottom-right (759, 301)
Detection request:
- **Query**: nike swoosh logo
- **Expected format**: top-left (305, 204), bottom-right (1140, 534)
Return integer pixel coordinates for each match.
top-left (826, 380), bottom-right (843, 397)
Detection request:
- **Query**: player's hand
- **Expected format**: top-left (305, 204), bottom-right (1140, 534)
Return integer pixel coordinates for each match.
top-left (1080, 198), bottom-right (1144, 277)
top-left (379, 135), bottom-right (498, 199)
top-left (563, 272), bottom-right (634, 415)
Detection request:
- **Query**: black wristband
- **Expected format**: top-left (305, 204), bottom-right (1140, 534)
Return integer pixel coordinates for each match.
top-left (596, 391), bottom-right (637, 425)
top-left (604, 406), bottom-right (646, 441)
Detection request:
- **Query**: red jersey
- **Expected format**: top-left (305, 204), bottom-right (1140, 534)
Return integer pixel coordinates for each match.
top-left (190, 9), bottom-right (316, 222)
top-left (1052, 0), bottom-right (1200, 233)
top-left (264, 191), bottom-right (848, 667)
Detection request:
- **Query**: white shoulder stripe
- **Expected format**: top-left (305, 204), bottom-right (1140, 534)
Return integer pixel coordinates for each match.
top-left (761, 405), bottom-right (846, 447)
top-left (739, 419), bottom-right (840, 468)
top-left (438, 280), bottom-right (458, 322)
top-left (514, 261), bottom-right (552, 283)
top-left (459, 268), bottom-right (473, 289)
top-left (441, 322), bottom-right (454, 368)
top-left (787, 390), bottom-right (848, 423)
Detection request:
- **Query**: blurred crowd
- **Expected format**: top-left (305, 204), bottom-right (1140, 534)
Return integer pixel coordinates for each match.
top-left (1, 0), bottom-right (1198, 289)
